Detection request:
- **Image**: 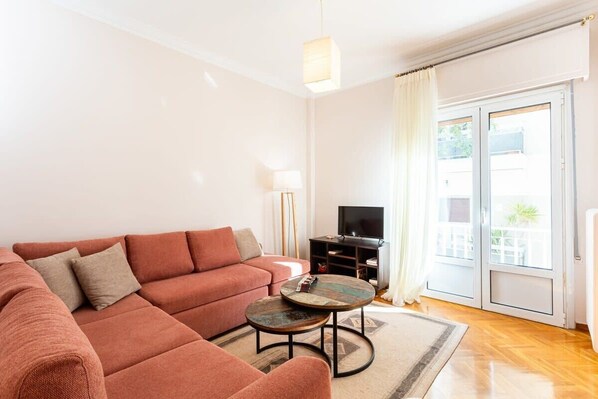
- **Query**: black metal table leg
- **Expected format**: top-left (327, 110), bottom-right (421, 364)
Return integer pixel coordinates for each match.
top-left (320, 326), bottom-right (325, 351)
top-left (256, 329), bottom-right (261, 353)
top-left (323, 307), bottom-right (375, 378)
top-left (332, 311), bottom-right (338, 377)
top-left (251, 328), bottom-right (330, 368)
top-left (361, 307), bottom-right (365, 335)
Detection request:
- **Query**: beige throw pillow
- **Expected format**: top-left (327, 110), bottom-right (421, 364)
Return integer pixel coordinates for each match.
top-left (27, 247), bottom-right (85, 312)
top-left (71, 243), bottom-right (141, 311)
top-left (234, 228), bottom-right (263, 261)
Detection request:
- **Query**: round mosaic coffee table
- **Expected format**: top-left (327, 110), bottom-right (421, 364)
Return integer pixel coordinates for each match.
top-left (280, 274), bottom-right (376, 378)
top-left (245, 296), bottom-right (331, 365)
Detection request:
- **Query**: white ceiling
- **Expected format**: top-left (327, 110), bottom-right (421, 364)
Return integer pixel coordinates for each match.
top-left (53, 0), bottom-right (593, 97)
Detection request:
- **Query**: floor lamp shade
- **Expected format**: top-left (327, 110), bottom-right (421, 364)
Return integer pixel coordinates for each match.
top-left (273, 170), bottom-right (301, 258)
top-left (273, 170), bottom-right (302, 192)
top-left (303, 36), bottom-right (341, 93)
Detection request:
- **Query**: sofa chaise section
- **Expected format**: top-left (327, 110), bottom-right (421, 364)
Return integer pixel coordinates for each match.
top-left (243, 255), bottom-right (310, 294)
top-left (104, 340), bottom-right (331, 399)
top-left (229, 356), bottom-right (332, 399)
top-left (80, 306), bottom-right (201, 376)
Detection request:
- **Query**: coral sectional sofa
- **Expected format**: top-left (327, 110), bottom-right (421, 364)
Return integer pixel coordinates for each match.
top-left (0, 228), bottom-right (327, 399)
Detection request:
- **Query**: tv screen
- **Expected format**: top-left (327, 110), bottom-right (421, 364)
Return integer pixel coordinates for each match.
top-left (338, 206), bottom-right (384, 239)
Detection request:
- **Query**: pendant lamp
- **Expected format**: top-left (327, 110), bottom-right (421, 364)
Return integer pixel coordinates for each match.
top-left (303, 0), bottom-right (340, 93)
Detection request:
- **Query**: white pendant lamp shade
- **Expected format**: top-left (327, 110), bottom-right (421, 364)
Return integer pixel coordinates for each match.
top-left (273, 170), bottom-right (302, 192)
top-left (303, 36), bottom-right (341, 93)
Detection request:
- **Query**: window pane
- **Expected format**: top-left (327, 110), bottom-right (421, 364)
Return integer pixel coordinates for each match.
top-left (437, 117), bottom-right (473, 260)
top-left (488, 103), bottom-right (552, 269)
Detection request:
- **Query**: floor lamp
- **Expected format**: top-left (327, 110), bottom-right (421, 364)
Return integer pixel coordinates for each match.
top-left (273, 170), bottom-right (302, 258)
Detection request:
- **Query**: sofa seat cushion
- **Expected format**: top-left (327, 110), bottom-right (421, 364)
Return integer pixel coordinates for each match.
top-left (105, 340), bottom-right (263, 399)
top-left (0, 262), bottom-right (48, 309)
top-left (0, 288), bottom-right (107, 399)
top-left (243, 255), bottom-right (310, 284)
top-left (73, 293), bottom-right (152, 326)
top-left (126, 231), bottom-right (194, 283)
top-left (13, 235), bottom-right (126, 261)
top-left (139, 264), bottom-right (271, 315)
top-left (80, 306), bottom-right (201, 376)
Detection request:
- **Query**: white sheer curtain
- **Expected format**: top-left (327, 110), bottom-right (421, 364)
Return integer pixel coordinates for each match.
top-left (382, 68), bottom-right (438, 306)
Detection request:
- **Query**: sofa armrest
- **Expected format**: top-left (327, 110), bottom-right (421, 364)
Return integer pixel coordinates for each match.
top-left (0, 248), bottom-right (24, 267)
top-left (228, 356), bottom-right (331, 399)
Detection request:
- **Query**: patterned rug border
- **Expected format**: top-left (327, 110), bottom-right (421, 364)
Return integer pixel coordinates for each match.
top-left (362, 302), bottom-right (468, 398)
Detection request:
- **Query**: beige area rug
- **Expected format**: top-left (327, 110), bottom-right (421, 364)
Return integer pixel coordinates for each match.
top-left (212, 303), bottom-right (467, 399)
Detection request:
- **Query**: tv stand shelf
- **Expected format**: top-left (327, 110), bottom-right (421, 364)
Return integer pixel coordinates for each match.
top-left (309, 236), bottom-right (389, 291)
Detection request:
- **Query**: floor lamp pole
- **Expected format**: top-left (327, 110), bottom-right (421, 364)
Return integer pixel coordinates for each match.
top-left (281, 192), bottom-right (287, 256)
top-left (291, 192), bottom-right (299, 258)
top-left (280, 191), bottom-right (299, 258)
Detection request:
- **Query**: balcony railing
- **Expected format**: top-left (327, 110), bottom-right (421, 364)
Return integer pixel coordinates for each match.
top-left (438, 130), bottom-right (524, 160)
top-left (436, 222), bottom-right (551, 269)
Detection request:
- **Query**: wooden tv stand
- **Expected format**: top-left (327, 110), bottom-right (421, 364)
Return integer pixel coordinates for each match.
top-left (309, 236), bottom-right (389, 291)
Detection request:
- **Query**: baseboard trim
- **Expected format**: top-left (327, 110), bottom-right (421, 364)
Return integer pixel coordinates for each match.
top-left (576, 323), bottom-right (589, 332)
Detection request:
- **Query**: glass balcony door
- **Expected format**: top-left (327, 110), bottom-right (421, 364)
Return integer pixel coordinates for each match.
top-left (425, 89), bottom-right (566, 327)
top-left (480, 92), bottom-right (565, 326)
top-left (425, 108), bottom-right (482, 308)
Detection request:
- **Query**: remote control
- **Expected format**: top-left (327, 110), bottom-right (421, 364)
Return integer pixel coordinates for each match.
top-left (296, 275), bottom-right (318, 292)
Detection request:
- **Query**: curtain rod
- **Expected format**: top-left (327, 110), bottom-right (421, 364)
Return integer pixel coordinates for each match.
top-left (395, 14), bottom-right (595, 78)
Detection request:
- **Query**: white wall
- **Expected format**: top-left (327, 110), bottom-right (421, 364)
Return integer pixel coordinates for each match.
top-left (0, 0), bottom-right (307, 255)
top-left (313, 78), bottom-right (394, 239)
top-left (313, 24), bottom-right (598, 324)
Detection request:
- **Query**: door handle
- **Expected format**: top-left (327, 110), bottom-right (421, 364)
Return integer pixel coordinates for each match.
top-left (481, 208), bottom-right (488, 225)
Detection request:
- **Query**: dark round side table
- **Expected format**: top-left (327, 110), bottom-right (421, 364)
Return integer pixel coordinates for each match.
top-left (245, 295), bottom-right (331, 365)
top-left (280, 274), bottom-right (376, 378)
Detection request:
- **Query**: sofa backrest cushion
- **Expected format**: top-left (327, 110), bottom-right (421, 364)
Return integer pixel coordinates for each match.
top-left (0, 261), bottom-right (48, 310)
top-left (126, 231), bottom-right (194, 283)
top-left (13, 236), bottom-right (127, 261)
top-left (0, 288), bottom-right (107, 399)
top-left (187, 227), bottom-right (242, 272)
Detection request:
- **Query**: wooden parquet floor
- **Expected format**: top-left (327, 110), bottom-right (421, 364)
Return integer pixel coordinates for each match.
top-left (375, 295), bottom-right (598, 399)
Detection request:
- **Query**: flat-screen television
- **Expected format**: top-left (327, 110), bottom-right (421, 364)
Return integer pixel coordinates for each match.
top-left (338, 206), bottom-right (384, 239)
